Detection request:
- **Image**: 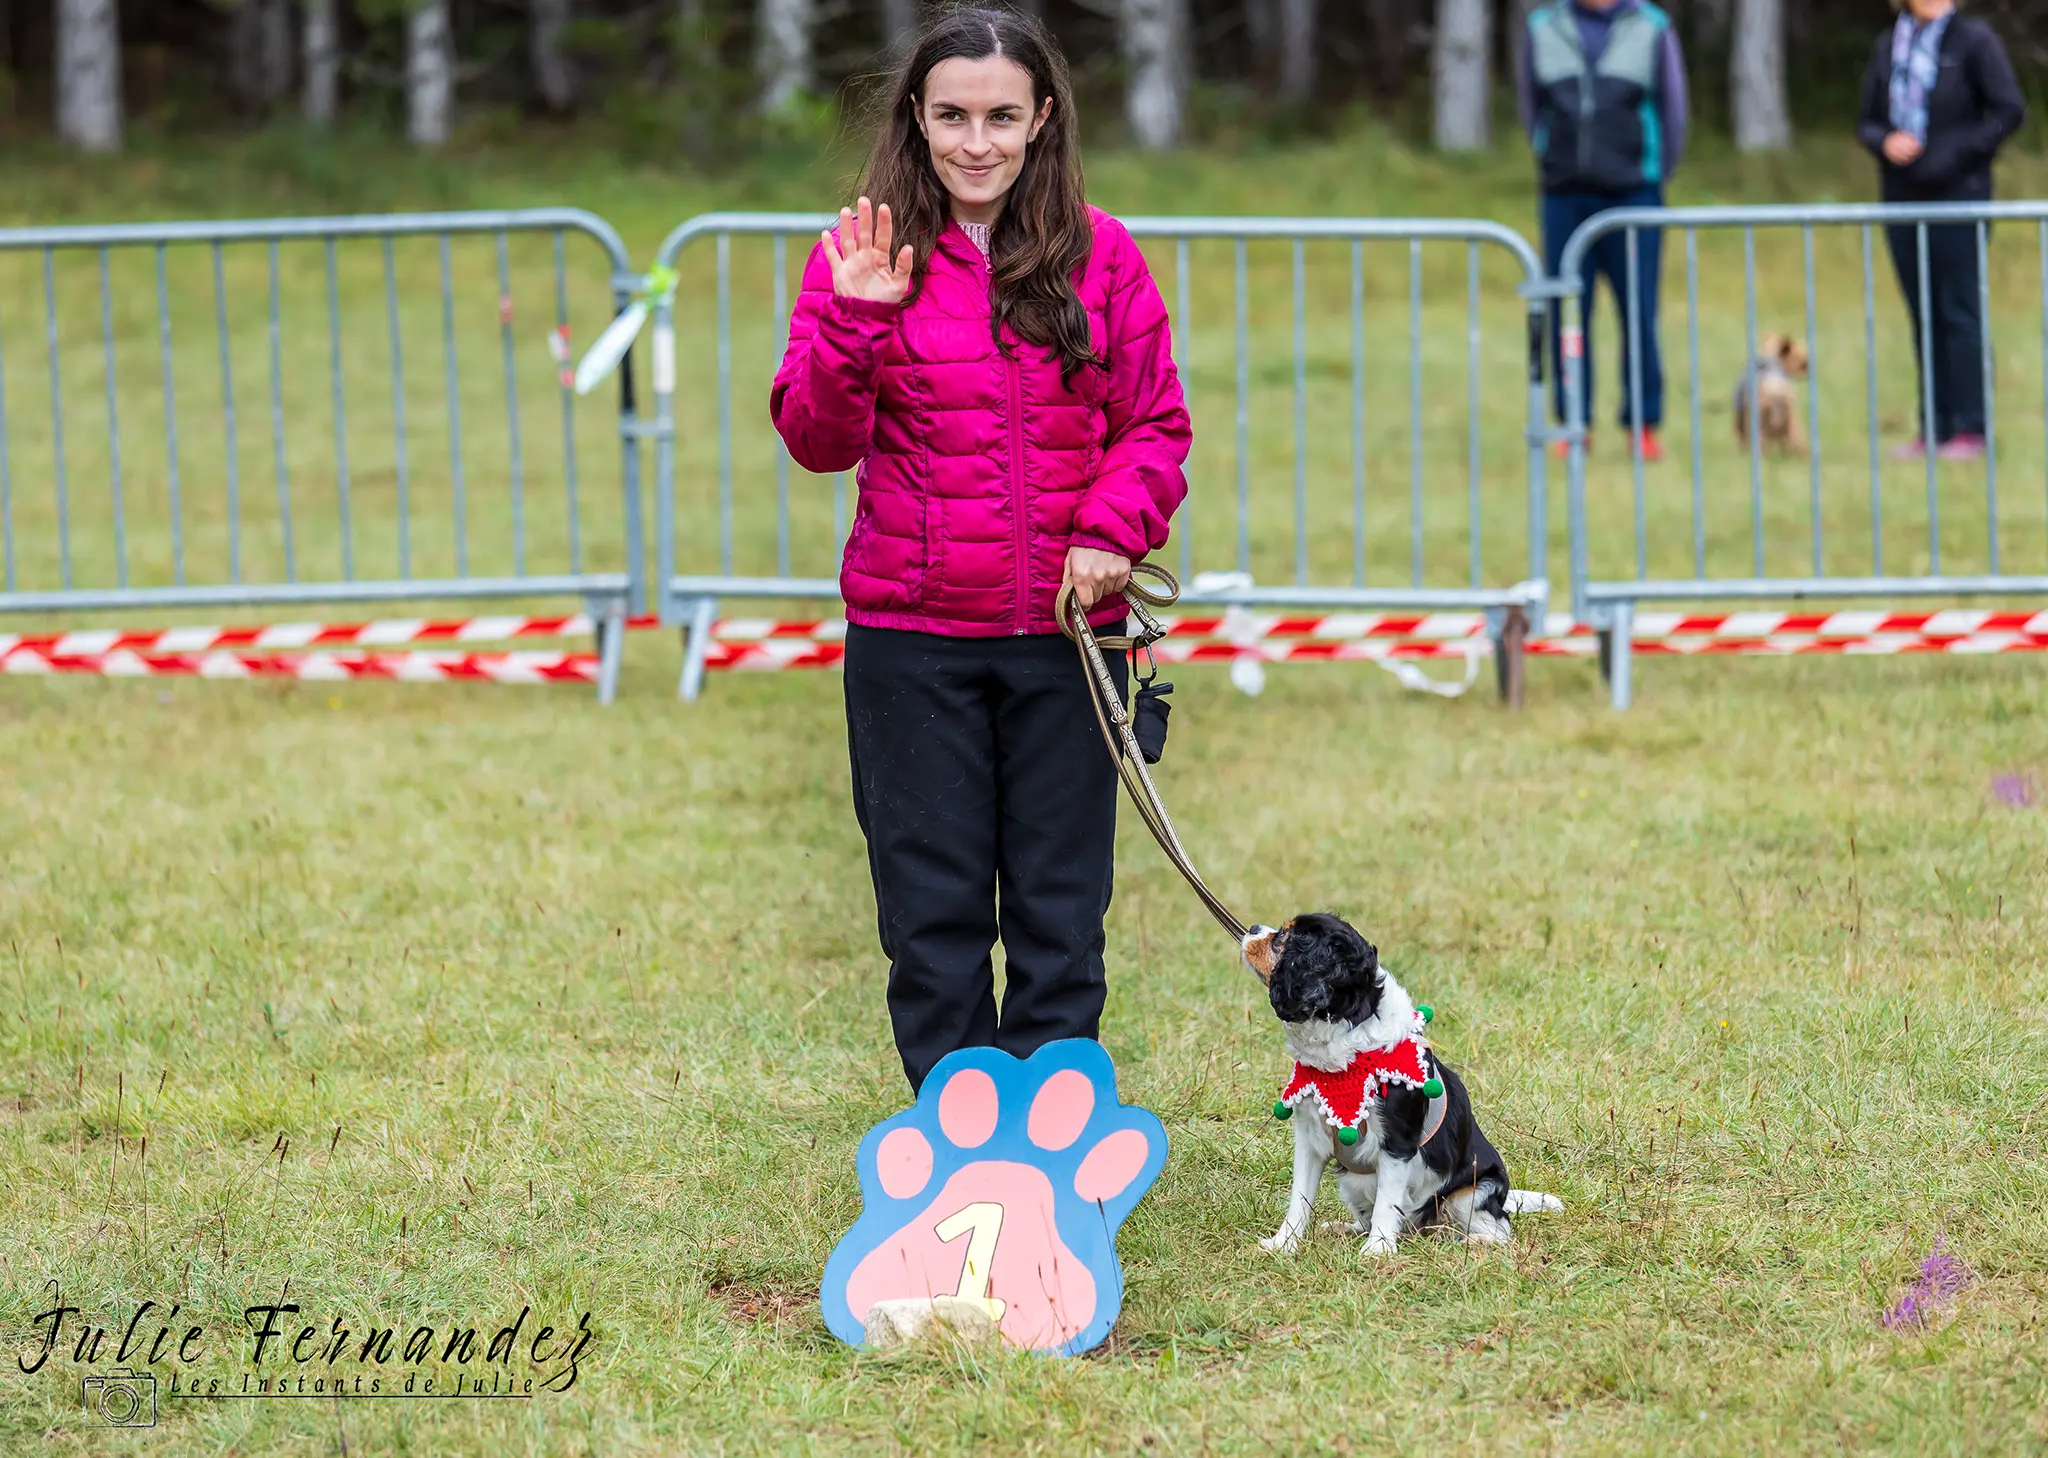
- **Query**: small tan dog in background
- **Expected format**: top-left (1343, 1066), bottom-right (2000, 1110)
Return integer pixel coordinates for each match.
top-left (1733, 333), bottom-right (1810, 455)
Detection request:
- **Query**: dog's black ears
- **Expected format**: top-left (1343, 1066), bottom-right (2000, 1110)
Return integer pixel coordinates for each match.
top-left (1290, 912), bottom-right (1377, 971)
top-left (1267, 912), bottom-right (1381, 1022)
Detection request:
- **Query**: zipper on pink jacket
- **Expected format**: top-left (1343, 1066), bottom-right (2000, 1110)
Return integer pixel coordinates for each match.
top-left (1008, 348), bottom-right (1028, 635)
top-left (965, 223), bottom-right (1031, 637)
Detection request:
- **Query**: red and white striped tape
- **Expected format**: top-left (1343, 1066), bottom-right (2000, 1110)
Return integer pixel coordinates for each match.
top-left (702, 630), bottom-right (2048, 671)
top-left (706, 639), bottom-right (847, 671)
top-left (694, 611), bottom-right (1509, 644)
top-left (1573, 608), bottom-right (2048, 640)
top-left (699, 639), bottom-right (1500, 671)
top-left (1528, 632), bottom-right (2048, 658)
top-left (702, 618), bottom-right (849, 642)
top-left (0, 613), bottom-right (660, 657)
top-left (6, 607), bottom-right (2046, 686)
top-left (8, 605), bottom-right (2046, 659)
top-left (12, 632), bottom-right (2042, 685)
top-left (693, 607), bottom-right (2048, 644)
top-left (1153, 632), bottom-right (2048, 661)
top-left (0, 646), bottom-right (598, 684)
top-left (1156, 612), bottom-right (1497, 641)
top-left (1150, 608), bottom-right (2048, 641)
top-left (709, 612), bottom-right (1510, 642)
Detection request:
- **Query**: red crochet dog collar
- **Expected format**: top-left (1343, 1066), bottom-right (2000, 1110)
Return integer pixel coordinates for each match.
top-left (1274, 1013), bottom-right (1442, 1142)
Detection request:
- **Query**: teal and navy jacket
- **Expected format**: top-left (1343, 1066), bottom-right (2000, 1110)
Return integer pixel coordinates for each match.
top-left (1518, 0), bottom-right (1689, 195)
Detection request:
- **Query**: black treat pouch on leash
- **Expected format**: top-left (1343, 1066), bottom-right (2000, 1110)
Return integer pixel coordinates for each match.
top-left (1132, 680), bottom-right (1172, 764)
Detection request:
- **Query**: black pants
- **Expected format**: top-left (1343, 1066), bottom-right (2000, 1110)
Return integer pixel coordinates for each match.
top-left (1886, 218), bottom-right (1988, 440)
top-left (844, 624), bottom-right (1126, 1093)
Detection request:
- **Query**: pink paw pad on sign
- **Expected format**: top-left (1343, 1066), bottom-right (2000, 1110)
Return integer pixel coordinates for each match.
top-left (821, 1039), bottom-right (1167, 1357)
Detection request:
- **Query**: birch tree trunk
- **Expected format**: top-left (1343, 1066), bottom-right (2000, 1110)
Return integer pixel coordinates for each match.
top-left (303, 0), bottom-right (338, 125)
top-left (407, 0), bottom-right (454, 148)
top-left (1730, 0), bottom-right (1789, 150)
top-left (531, 0), bottom-right (578, 110)
top-left (55, 0), bottom-right (122, 153)
top-left (1432, 0), bottom-right (1491, 150)
top-left (1123, 0), bottom-right (1189, 149)
top-left (757, 0), bottom-right (814, 111)
top-left (1276, 0), bottom-right (1315, 104)
top-left (882, 0), bottom-right (917, 58)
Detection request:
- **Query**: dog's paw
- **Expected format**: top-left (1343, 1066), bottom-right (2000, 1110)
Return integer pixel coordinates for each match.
top-left (821, 1039), bottom-right (1167, 1356)
top-left (1318, 1219), bottom-right (1364, 1236)
top-left (1258, 1231), bottom-right (1301, 1254)
top-left (1462, 1215), bottom-right (1514, 1246)
top-left (1360, 1233), bottom-right (1399, 1258)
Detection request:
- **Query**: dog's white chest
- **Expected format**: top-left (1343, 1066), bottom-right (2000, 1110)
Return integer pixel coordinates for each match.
top-left (1326, 1111), bottom-right (1385, 1171)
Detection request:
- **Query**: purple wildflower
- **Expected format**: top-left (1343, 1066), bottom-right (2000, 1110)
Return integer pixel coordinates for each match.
top-left (1991, 773), bottom-right (2036, 810)
top-left (1881, 1236), bottom-right (1974, 1329)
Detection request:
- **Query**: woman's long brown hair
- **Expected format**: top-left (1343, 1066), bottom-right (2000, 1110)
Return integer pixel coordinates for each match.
top-left (857, 7), bottom-right (1099, 383)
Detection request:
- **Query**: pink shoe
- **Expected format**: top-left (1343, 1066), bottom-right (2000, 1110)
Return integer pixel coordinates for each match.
top-left (1937, 433), bottom-right (1987, 461)
top-left (1890, 435), bottom-right (1928, 461)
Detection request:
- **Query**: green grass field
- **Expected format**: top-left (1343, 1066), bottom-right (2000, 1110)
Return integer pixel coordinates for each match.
top-left (4, 133), bottom-right (2048, 1454)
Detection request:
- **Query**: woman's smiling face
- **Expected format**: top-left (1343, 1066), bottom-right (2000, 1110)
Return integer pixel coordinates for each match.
top-left (915, 55), bottom-right (1051, 225)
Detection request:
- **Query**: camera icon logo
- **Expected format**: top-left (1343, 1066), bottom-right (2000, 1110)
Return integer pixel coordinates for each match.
top-left (81, 1367), bottom-right (158, 1427)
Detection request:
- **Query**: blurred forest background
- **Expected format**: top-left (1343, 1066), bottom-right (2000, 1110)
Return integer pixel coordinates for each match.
top-left (10, 0), bottom-right (2041, 170)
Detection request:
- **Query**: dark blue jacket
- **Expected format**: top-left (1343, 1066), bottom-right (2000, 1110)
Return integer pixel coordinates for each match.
top-left (1520, 0), bottom-right (1688, 195)
top-left (1855, 15), bottom-right (2024, 201)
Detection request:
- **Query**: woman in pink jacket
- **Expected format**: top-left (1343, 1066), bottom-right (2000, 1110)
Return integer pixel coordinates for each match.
top-left (771, 8), bottom-right (1190, 1092)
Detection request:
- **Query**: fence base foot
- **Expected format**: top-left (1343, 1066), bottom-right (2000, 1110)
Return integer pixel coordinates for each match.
top-left (1492, 604), bottom-right (1528, 710)
top-left (1609, 602), bottom-right (1634, 710)
top-left (677, 596), bottom-right (717, 703)
top-left (594, 600), bottom-right (627, 706)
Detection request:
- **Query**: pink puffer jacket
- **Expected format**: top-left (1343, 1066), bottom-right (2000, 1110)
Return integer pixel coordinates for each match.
top-left (770, 207), bottom-right (1190, 636)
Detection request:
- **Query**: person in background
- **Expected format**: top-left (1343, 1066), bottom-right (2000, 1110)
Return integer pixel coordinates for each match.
top-left (1520, 0), bottom-right (1688, 462)
top-left (1857, 0), bottom-right (2024, 461)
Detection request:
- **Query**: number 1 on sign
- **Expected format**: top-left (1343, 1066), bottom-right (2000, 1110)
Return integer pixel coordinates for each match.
top-left (933, 1202), bottom-right (1008, 1322)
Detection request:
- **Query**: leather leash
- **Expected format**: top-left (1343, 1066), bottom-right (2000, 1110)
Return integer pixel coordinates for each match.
top-left (1057, 563), bottom-right (1250, 943)
top-left (1067, 580), bottom-right (1446, 1142)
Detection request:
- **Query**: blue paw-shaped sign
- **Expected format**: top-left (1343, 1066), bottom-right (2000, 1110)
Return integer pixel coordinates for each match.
top-left (821, 1038), bottom-right (1167, 1356)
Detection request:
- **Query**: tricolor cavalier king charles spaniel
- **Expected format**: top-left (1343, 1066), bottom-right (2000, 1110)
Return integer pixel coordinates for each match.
top-left (1244, 914), bottom-right (1562, 1255)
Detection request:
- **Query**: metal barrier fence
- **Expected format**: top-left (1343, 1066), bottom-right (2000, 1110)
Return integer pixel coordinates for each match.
top-left (17, 200), bottom-right (2045, 712)
top-left (647, 212), bottom-right (1554, 700)
top-left (0, 209), bottom-right (647, 700)
top-left (1558, 200), bottom-right (2048, 708)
